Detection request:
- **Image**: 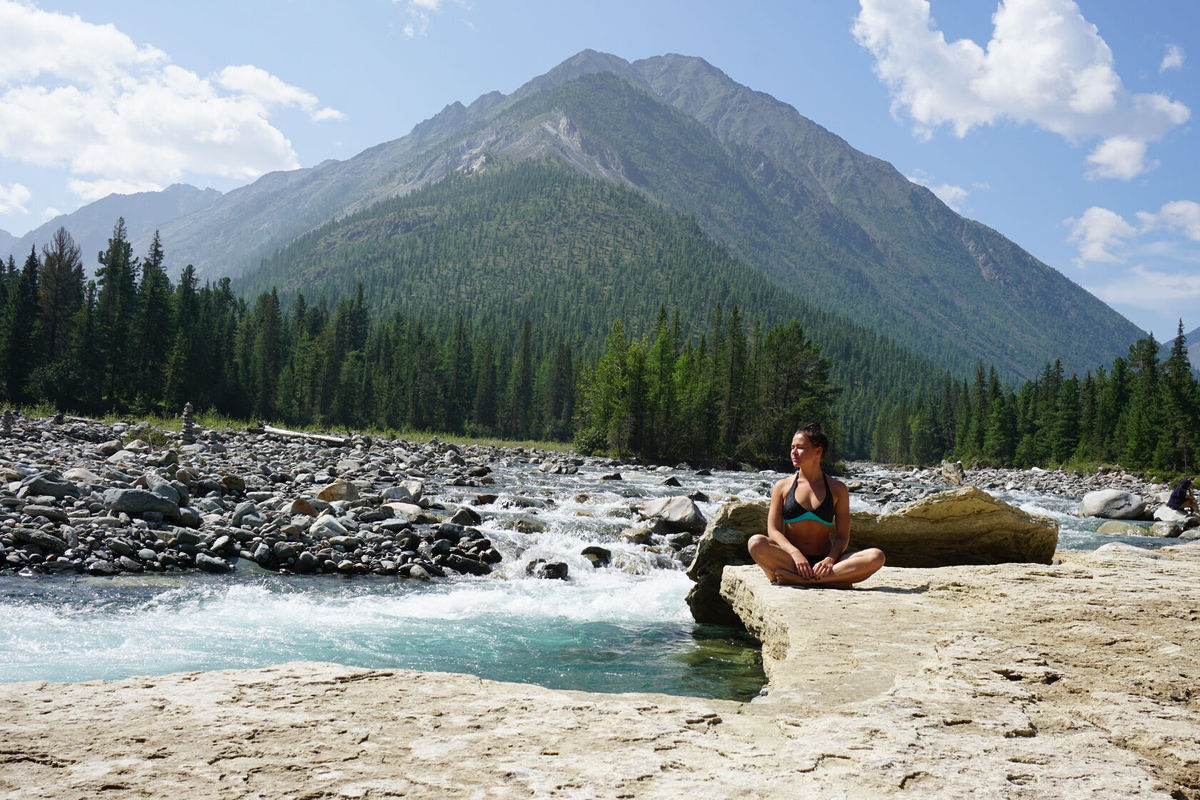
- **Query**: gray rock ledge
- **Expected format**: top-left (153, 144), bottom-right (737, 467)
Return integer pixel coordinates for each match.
top-left (2, 542), bottom-right (1198, 798)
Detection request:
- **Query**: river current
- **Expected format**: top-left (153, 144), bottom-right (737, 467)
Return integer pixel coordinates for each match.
top-left (0, 460), bottom-right (1170, 698)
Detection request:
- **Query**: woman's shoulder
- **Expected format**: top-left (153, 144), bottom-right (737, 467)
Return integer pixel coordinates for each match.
top-left (826, 473), bottom-right (850, 495)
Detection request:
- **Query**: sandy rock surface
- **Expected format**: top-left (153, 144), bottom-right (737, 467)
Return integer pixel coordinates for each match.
top-left (4, 541), bottom-right (1199, 798)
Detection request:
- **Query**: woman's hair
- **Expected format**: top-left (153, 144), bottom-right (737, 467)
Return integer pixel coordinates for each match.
top-left (795, 422), bottom-right (829, 453)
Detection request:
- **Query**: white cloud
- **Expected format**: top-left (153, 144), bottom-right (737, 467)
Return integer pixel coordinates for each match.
top-left (0, 1), bottom-right (342, 205)
top-left (0, 182), bottom-right (31, 215)
top-left (216, 65), bottom-right (344, 122)
top-left (853, 0), bottom-right (1190, 179)
top-left (1065, 206), bottom-right (1135, 263)
top-left (67, 177), bottom-right (162, 204)
top-left (395, 0), bottom-right (465, 37)
top-left (1160, 44), bottom-right (1185, 72)
top-left (1137, 200), bottom-right (1200, 241)
top-left (907, 170), bottom-right (968, 211)
top-left (1067, 200), bottom-right (1200, 272)
top-left (1085, 135), bottom-right (1153, 180)
top-left (1091, 264), bottom-right (1200, 317)
top-left (40, 207), bottom-right (61, 222)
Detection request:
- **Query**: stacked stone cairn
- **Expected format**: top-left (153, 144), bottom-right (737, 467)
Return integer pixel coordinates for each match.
top-left (1, 409), bottom-right (15, 437)
top-left (180, 402), bottom-right (198, 445)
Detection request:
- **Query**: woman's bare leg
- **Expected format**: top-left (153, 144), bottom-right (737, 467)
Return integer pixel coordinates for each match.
top-left (746, 534), bottom-right (798, 583)
top-left (747, 535), bottom-right (884, 588)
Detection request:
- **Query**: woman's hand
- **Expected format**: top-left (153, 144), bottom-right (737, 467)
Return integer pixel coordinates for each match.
top-left (791, 552), bottom-right (814, 580)
top-left (812, 557), bottom-right (836, 579)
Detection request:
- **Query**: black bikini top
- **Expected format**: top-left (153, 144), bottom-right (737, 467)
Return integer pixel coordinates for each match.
top-left (781, 472), bottom-right (835, 527)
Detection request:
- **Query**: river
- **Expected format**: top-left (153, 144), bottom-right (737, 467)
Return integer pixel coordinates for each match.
top-left (0, 459), bottom-right (1172, 698)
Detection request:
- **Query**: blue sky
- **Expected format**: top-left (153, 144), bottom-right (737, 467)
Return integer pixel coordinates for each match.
top-left (1, 0), bottom-right (1197, 339)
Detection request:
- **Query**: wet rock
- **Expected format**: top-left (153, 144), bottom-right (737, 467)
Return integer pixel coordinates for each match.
top-left (637, 496), bottom-right (706, 534)
top-left (526, 559), bottom-right (568, 580)
top-left (620, 528), bottom-right (654, 545)
top-left (1077, 490), bottom-right (1147, 520)
top-left (1095, 520), bottom-right (1149, 536)
top-left (1150, 520), bottom-right (1183, 538)
top-left (581, 545), bottom-right (611, 568)
top-left (513, 517), bottom-right (547, 534)
top-left (195, 553), bottom-right (232, 573)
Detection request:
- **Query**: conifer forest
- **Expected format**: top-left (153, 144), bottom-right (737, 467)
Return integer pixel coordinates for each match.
top-left (1, 220), bottom-right (1197, 477)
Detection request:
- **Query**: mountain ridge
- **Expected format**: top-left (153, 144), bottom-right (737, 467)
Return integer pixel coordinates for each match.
top-left (1, 50), bottom-right (1146, 384)
top-left (1, 184), bottom-right (221, 269)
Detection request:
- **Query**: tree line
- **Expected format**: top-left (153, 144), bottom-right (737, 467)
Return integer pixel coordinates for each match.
top-left (0, 221), bottom-right (840, 467)
top-left (5, 218), bottom-right (1189, 476)
top-left (870, 329), bottom-right (1200, 477)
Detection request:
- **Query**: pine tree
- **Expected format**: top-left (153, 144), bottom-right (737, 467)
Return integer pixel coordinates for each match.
top-left (1, 247), bottom-right (42, 402)
top-left (1119, 336), bottom-right (1161, 470)
top-left (1155, 321), bottom-right (1200, 473)
top-left (134, 231), bottom-right (174, 404)
top-left (164, 265), bottom-right (201, 407)
top-left (37, 227), bottom-right (84, 365)
top-left (505, 318), bottom-right (533, 439)
top-left (94, 218), bottom-right (140, 406)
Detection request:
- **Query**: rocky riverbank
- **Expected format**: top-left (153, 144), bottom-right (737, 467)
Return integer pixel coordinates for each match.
top-left (1, 414), bottom-right (710, 579)
top-left (845, 459), bottom-right (1171, 508)
top-left (1, 412), bottom-right (1188, 580)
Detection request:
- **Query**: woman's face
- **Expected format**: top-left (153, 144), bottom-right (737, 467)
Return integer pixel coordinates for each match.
top-left (790, 433), bottom-right (822, 468)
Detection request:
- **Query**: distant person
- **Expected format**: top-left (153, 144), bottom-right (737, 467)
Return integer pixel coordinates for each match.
top-left (746, 423), bottom-right (885, 587)
top-left (1166, 478), bottom-right (1198, 514)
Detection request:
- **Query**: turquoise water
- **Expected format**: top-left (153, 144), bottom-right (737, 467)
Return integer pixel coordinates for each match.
top-left (0, 571), bottom-right (764, 700)
top-left (3, 460), bottom-right (1172, 700)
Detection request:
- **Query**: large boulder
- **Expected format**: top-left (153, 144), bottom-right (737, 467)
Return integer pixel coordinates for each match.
top-left (685, 487), bottom-right (1058, 624)
top-left (1153, 505), bottom-right (1192, 525)
top-left (1078, 489), bottom-right (1146, 520)
top-left (20, 471), bottom-right (81, 499)
top-left (637, 496), bottom-right (706, 534)
top-left (850, 486), bottom-right (1057, 567)
top-left (102, 488), bottom-right (180, 521)
top-left (685, 501), bottom-right (767, 625)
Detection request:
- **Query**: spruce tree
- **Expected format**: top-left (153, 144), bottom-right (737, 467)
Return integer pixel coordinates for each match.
top-left (37, 227), bottom-right (84, 366)
top-left (94, 218), bottom-right (140, 406)
top-left (1, 247), bottom-right (42, 402)
top-left (135, 231), bottom-right (174, 404)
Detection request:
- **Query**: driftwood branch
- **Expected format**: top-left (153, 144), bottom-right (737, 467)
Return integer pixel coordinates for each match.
top-left (262, 425), bottom-right (351, 447)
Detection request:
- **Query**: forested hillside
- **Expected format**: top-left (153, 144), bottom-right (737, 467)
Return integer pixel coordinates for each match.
top-left (2, 218), bottom-right (1196, 475)
top-left (236, 159), bottom-right (949, 455)
top-left (2, 214), bottom-right (947, 461)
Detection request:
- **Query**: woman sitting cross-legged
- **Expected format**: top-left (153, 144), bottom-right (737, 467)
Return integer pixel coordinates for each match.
top-left (746, 423), bottom-right (884, 588)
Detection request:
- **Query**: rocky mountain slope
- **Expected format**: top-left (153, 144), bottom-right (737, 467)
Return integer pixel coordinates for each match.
top-left (3, 50), bottom-right (1145, 382)
top-left (0, 184), bottom-right (220, 267)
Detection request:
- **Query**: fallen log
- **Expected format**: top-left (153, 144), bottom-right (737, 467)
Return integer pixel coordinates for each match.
top-left (262, 425), bottom-right (351, 447)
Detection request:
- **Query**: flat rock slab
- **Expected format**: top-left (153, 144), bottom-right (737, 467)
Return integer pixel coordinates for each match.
top-left (3, 544), bottom-right (1199, 798)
